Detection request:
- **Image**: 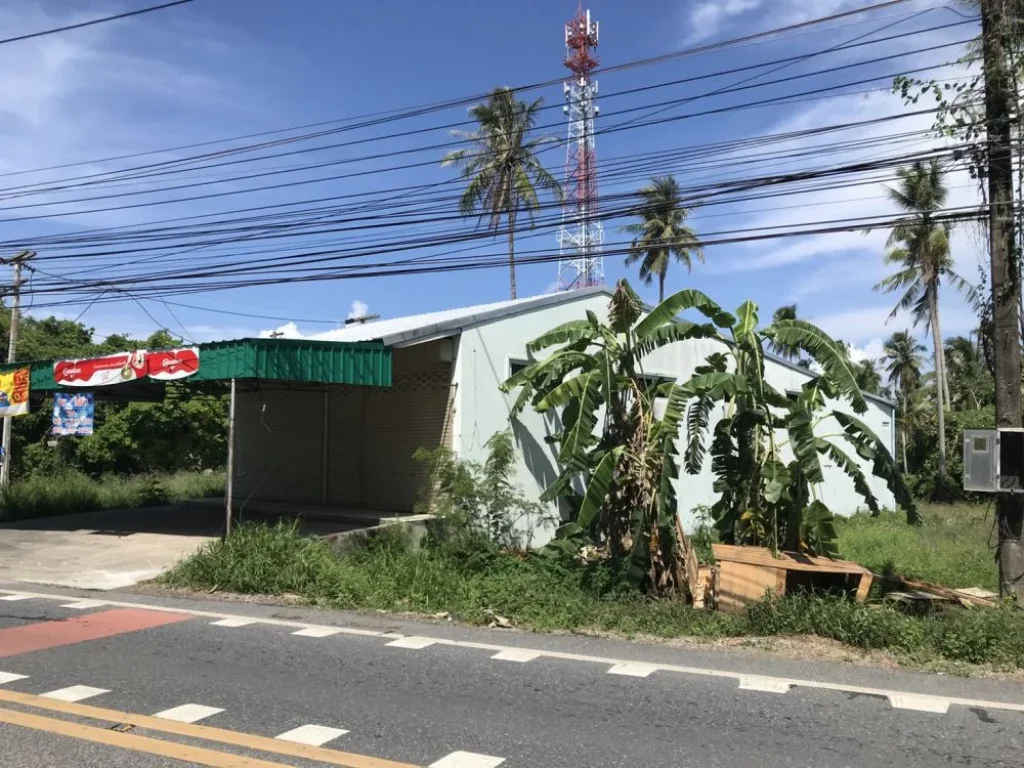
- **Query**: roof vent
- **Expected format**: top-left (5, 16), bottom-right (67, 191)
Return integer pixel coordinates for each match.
top-left (344, 314), bottom-right (380, 326)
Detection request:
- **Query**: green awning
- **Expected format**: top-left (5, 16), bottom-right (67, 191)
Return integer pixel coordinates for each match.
top-left (0, 337), bottom-right (392, 393)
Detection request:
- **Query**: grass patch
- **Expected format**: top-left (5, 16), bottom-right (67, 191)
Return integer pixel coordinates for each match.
top-left (163, 520), bottom-right (1024, 670)
top-left (0, 470), bottom-right (225, 522)
top-left (836, 502), bottom-right (997, 591)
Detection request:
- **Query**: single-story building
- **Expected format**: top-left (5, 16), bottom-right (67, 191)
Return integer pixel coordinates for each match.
top-left (231, 287), bottom-right (896, 539)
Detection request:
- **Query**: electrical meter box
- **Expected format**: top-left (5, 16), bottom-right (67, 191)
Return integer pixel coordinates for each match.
top-left (963, 428), bottom-right (1024, 493)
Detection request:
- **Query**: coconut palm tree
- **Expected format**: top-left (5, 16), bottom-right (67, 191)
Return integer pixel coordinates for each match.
top-left (883, 331), bottom-right (926, 474)
top-left (855, 359), bottom-right (884, 395)
top-left (944, 334), bottom-right (993, 410)
top-left (621, 177), bottom-right (703, 302)
top-left (442, 87), bottom-right (562, 300)
top-left (767, 304), bottom-right (801, 360)
top-left (874, 160), bottom-right (973, 487)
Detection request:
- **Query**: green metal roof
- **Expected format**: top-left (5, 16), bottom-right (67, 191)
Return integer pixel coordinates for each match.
top-left (0, 337), bottom-right (392, 393)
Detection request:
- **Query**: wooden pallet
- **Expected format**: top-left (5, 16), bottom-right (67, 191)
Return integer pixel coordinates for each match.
top-left (712, 544), bottom-right (873, 614)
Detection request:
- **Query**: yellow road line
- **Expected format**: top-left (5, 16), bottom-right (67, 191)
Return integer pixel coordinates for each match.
top-left (0, 689), bottom-right (420, 768)
top-left (0, 706), bottom-right (299, 767)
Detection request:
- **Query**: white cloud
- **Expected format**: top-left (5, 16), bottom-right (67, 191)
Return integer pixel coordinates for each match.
top-left (847, 337), bottom-right (885, 363)
top-left (0, 2), bottom-right (252, 230)
top-left (809, 303), bottom-right (977, 347)
top-left (687, 0), bottom-right (762, 41)
top-left (258, 322), bottom-right (303, 339)
top-left (346, 300), bottom-right (370, 320)
top-left (683, 0), bottom-right (898, 44)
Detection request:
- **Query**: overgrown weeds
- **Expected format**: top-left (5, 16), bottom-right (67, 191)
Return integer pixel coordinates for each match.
top-left (835, 503), bottom-right (997, 591)
top-left (163, 520), bottom-right (1024, 670)
top-left (0, 470), bottom-right (224, 521)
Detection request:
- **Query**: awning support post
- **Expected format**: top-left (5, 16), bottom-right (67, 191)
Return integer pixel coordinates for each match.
top-left (321, 385), bottom-right (329, 507)
top-left (224, 377), bottom-right (237, 539)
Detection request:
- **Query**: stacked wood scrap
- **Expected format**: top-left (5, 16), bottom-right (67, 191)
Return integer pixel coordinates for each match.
top-left (882, 576), bottom-right (999, 609)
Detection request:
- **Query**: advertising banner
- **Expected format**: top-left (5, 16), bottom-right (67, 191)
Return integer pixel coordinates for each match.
top-left (53, 348), bottom-right (199, 387)
top-left (0, 367), bottom-right (30, 418)
top-left (52, 392), bottom-right (94, 436)
top-left (147, 348), bottom-right (201, 381)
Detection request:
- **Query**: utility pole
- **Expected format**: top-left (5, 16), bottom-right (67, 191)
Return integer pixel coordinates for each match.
top-left (1, 250), bottom-right (34, 490)
top-left (981, 0), bottom-right (1024, 599)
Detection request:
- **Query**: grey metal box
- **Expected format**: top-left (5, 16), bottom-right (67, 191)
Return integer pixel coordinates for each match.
top-left (964, 429), bottom-right (997, 492)
top-left (963, 428), bottom-right (1024, 493)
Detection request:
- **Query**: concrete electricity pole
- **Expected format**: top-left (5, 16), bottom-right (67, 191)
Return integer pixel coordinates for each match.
top-left (1, 250), bottom-right (35, 490)
top-left (980, 0), bottom-right (1024, 599)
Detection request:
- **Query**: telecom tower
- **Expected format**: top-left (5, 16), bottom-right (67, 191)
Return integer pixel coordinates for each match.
top-left (557, 3), bottom-right (604, 291)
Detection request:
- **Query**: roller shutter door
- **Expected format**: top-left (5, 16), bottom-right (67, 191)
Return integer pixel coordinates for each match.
top-left (233, 387), bottom-right (324, 505)
top-left (361, 364), bottom-right (454, 512)
top-left (326, 385), bottom-right (364, 508)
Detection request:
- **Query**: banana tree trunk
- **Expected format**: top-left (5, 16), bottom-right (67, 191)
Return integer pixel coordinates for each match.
top-left (928, 283), bottom-right (947, 484)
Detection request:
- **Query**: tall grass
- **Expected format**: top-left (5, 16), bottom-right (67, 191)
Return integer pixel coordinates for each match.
top-left (163, 521), bottom-right (1024, 669)
top-left (0, 471), bottom-right (224, 522)
top-left (836, 503), bottom-right (997, 591)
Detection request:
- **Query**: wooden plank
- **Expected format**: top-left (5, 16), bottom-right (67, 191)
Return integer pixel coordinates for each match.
top-left (955, 587), bottom-right (998, 600)
top-left (853, 572), bottom-right (873, 603)
top-left (894, 576), bottom-right (998, 608)
top-left (717, 561), bottom-right (783, 614)
top-left (712, 544), bottom-right (869, 576)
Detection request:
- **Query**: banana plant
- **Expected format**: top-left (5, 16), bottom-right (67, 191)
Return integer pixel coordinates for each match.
top-left (501, 281), bottom-right (916, 593)
top-left (668, 292), bottom-right (918, 554)
top-left (501, 280), bottom-right (719, 593)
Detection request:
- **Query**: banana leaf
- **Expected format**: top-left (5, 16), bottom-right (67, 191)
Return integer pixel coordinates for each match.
top-left (766, 319), bottom-right (868, 414)
top-left (832, 411), bottom-right (917, 523)
top-left (636, 288), bottom-right (736, 337)
top-left (800, 500), bottom-right (839, 557)
top-left (576, 448), bottom-right (622, 531)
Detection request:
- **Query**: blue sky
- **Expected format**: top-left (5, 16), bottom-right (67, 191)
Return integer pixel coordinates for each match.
top-left (0, 0), bottom-right (983, 363)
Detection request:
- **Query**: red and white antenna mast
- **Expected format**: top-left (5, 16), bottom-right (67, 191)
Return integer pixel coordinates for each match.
top-left (557, 3), bottom-right (604, 291)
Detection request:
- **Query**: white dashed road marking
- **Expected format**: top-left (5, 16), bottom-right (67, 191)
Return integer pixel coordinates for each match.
top-left (210, 617), bottom-right (259, 628)
top-left (60, 600), bottom-right (108, 610)
top-left (739, 676), bottom-right (792, 694)
top-left (292, 627), bottom-right (343, 638)
top-left (41, 685), bottom-right (109, 702)
top-left (607, 662), bottom-right (659, 678)
top-left (0, 672), bottom-right (28, 686)
top-left (888, 694), bottom-right (951, 714)
top-left (491, 648), bottom-right (542, 663)
top-left (386, 636), bottom-right (438, 650)
top-left (153, 703), bottom-right (225, 723)
top-left (429, 752), bottom-right (506, 768)
top-left (274, 724), bottom-right (349, 746)
top-left (5, 589), bottom-right (1024, 719)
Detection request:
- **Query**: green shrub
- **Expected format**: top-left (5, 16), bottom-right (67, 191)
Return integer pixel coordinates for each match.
top-left (0, 470), bottom-right (225, 521)
top-left (909, 407), bottom-right (994, 501)
top-left (163, 519), bottom-right (1024, 669)
top-left (414, 430), bottom-right (558, 552)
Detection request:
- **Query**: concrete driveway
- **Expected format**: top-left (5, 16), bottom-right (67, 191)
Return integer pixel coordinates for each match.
top-left (0, 504), bottom-right (377, 591)
top-left (0, 505), bottom-right (219, 590)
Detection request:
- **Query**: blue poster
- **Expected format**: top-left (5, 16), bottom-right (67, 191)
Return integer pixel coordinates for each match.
top-left (52, 392), bottom-right (94, 436)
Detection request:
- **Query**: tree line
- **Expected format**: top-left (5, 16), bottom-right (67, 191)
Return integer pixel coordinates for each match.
top-left (0, 307), bottom-right (226, 481)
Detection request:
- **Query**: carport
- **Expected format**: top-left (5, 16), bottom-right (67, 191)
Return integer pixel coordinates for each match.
top-left (1, 337), bottom-right (407, 536)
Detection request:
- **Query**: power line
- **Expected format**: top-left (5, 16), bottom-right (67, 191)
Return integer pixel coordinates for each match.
top-left (0, 1), bottom-right (195, 46)
top-left (0, 0), bottom-right (923, 187)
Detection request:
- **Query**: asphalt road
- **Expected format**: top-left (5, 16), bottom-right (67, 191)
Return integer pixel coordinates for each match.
top-left (1, 584), bottom-right (1023, 767)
